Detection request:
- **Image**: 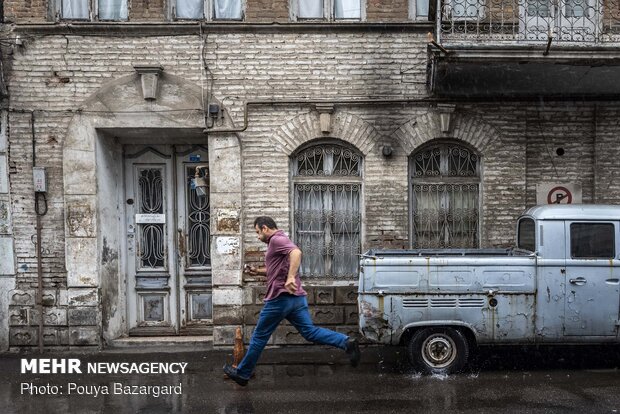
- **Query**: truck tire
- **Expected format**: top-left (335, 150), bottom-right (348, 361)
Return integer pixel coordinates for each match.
top-left (408, 327), bottom-right (469, 375)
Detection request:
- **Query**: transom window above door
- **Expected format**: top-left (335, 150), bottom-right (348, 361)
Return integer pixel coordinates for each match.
top-left (292, 0), bottom-right (365, 21)
top-left (291, 141), bottom-right (363, 278)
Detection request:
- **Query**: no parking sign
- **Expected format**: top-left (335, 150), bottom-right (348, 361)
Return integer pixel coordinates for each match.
top-left (536, 183), bottom-right (582, 205)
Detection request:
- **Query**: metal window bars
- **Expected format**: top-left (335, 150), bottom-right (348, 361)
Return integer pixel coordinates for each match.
top-left (438, 0), bottom-right (620, 43)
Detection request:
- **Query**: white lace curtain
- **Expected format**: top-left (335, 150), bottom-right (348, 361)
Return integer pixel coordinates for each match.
top-left (177, 0), bottom-right (242, 19)
top-left (177, 0), bottom-right (204, 19)
top-left (299, 0), bottom-right (361, 19)
top-left (213, 0), bottom-right (242, 19)
top-left (61, 0), bottom-right (128, 19)
top-left (299, 0), bottom-right (323, 18)
top-left (334, 0), bottom-right (360, 19)
top-left (62, 0), bottom-right (89, 19)
top-left (416, 0), bottom-right (429, 18)
top-left (100, 0), bottom-right (128, 20)
top-left (62, 0), bottom-right (127, 20)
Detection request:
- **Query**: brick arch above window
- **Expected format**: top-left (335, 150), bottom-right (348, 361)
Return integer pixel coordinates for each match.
top-left (271, 111), bottom-right (380, 157)
top-left (392, 111), bottom-right (501, 156)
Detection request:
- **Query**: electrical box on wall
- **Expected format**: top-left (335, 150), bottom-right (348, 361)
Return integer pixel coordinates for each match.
top-left (33, 167), bottom-right (47, 192)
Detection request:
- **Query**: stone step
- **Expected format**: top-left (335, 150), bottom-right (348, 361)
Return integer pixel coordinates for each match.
top-left (105, 335), bottom-right (213, 352)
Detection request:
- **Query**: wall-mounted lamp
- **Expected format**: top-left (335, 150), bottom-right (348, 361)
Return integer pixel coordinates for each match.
top-left (437, 104), bottom-right (456, 134)
top-left (192, 165), bottom-right (209, 198)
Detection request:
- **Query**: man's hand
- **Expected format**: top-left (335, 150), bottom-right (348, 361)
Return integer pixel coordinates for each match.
top-left (285, 276), bottom-right (297, 294)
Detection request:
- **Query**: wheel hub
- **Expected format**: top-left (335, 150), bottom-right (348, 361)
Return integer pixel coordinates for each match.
top-left (422, 334), bottom-right (457, 368)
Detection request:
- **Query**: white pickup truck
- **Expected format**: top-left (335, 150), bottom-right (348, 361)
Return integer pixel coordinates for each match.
top-left (358, 204), bottom-right (620, 374)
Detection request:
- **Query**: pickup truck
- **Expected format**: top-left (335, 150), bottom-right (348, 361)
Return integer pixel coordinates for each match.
top-left (358, 204), bottom-right (620, 374)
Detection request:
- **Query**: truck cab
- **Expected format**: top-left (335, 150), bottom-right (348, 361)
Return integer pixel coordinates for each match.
top-left (520, 205), bottom-right (620, 339)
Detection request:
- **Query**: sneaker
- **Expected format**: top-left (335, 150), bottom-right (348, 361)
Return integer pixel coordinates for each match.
top-left (345, 338), bottom-right (361, 367)
top-left (223, 364), bottom-right (249, 386)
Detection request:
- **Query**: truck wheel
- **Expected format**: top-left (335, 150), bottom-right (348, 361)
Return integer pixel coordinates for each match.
top-left (408, 327), bottom-right (469, 375)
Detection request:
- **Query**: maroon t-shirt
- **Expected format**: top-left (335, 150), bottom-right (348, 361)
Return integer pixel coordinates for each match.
top-left (263, 230), bottom-right (307, 301)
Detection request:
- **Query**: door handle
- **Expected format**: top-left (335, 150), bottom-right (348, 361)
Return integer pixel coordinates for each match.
top-left (569, 277), bottom-right (587, 286)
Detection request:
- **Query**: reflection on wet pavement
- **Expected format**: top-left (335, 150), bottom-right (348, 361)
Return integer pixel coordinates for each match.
top-left (2, 345), bottom-right (619, 414)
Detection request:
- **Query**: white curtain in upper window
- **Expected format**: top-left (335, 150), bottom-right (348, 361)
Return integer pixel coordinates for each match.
top-left (416, 0), bottom-right (429, 18)
top-left (299, 0), bottom-right (323, 18)
top-left (334, 0), bottom-right (361, 19)
top-left (214, 0), bottom-right (242, 19)
top-left (62, 0), bottom-right (89, 19)
top-left (99, 0), bottom-right (128, 20)
top-left (177, 0), bottom-right (204, 19)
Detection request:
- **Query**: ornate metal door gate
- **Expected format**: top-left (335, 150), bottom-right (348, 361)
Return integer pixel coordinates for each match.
top-left (124, 145), bottom-right (212, 336)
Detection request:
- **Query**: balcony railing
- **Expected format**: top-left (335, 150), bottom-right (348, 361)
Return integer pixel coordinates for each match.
top-left (438, 0), bottom-right (620, 43)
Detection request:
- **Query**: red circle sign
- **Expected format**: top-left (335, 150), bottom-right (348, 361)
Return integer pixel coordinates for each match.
top-left (547, 186), bottom-right (572, 204)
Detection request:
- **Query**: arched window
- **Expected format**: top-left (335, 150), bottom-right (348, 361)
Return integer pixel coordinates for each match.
top-left (410, 141), bottom-right (480, 248)
top-left (291, 141), bottom-right (363, 278)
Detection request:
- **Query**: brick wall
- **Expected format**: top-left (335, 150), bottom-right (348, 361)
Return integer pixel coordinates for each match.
top-left (367, 0), bottom-right (408, 21)
top-left (130, 0), bottom-right (165, 21)
top-left (5, 26), bottom-right (620, 348)
top-left (245, 0), bottom-right (289, 22)
top-left (594, 105), bottom-right (620, 204)
top-left (3, 0), bottom-right (47, 23)
top-left (525, 106), bottom-right (596, 206)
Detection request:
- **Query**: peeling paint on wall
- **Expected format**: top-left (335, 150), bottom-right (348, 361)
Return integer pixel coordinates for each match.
top-left (216, 236), bottom-right (240, 255)
top-left (66, 203), bottom-right (95, 237)
top-left (216, 209), bottom-right (240, 233)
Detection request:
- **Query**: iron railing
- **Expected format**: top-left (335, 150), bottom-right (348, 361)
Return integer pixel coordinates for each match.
top-left (437, 0), bottom-right (620, 43)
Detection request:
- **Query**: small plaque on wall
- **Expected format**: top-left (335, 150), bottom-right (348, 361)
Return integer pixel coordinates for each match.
top-left (136, 214), bottom-right (166, 224)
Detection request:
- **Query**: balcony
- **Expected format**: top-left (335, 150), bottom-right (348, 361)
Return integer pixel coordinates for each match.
top-left (429, 0), bottom-right (620, 98)
top-left (437, 0), bottom-right (620, 44)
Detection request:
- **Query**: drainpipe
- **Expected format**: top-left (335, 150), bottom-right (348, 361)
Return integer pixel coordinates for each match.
top-left (31, 112), bottom-right (47, 353)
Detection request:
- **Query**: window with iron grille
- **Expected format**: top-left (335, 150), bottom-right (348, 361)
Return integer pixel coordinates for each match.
top-left (410, 142), bottom-right (480, 248)
top-left (291, 142), bottom-right (362, 278)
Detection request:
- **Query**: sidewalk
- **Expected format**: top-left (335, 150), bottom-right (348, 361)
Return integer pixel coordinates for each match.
top-left (2, 344), bottom-right (620, 414)
top-left (0, 344), bottom-right (405, 414)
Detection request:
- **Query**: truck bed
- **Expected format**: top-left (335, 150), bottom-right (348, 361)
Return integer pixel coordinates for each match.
top-left (364, 248), bottom-right (534, 257)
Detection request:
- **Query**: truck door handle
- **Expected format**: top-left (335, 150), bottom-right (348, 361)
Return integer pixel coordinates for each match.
top-left (569, 277), bottom-right (587, 286)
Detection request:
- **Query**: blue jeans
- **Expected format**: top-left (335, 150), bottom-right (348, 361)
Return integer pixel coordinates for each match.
top-left (235, 293), bottom-right (349, 379)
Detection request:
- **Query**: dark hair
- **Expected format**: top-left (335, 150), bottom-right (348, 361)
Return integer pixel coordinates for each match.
top-left (253, 216), bottom-right (278, 230)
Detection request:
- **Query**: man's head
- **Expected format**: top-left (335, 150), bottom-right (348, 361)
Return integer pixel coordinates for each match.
top-left (253, 216), bottom-right (278, 243)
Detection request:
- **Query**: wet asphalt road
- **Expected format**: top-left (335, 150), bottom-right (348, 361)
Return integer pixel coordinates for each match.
top-left (2, 344), bottom-right (620, 414)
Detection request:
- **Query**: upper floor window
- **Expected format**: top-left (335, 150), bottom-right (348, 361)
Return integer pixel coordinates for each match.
top-left (58, 0), bottom-right (243, 20)
top-left (291, 141), bottom-right (363, 278)
top-left (176, 0), bottom-right (243, 20)
top-left (60, 0), bottom-right (128, 20)
top-left (292, 0), bottom-right (365, 21)
top-left (409, 0), bottom-right (430, 20)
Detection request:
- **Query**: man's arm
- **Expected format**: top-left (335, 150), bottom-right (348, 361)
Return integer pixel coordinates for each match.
top-left (244, 265), bottom-right (266, 276)
top-left (285, 248), bottom-right (302, 294)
